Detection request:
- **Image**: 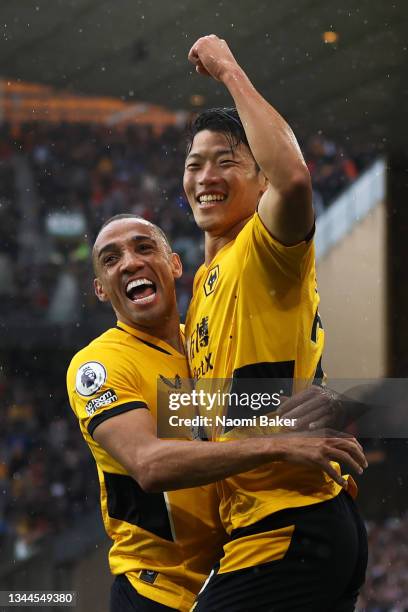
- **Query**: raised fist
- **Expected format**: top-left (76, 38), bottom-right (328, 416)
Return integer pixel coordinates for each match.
top-left (188, 34), bottom-right (240, 81)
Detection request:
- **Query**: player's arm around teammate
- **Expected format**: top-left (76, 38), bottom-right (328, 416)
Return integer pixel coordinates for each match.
top-left (93, 403), bottom-right (366, 492)
top-left (188, 34), bottom-right (313, 246)
top-left (89, 215), bottom-right (365, 492)
top-left (71, 215), bottom-right (367, 611)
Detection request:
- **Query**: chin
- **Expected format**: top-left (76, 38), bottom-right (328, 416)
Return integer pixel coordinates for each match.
top-left (196, 220), bottom-right (214, 232)
top-left (127, 304), bottom-right (159, 325)
top-left (195, 213), bottom-right (222, 233)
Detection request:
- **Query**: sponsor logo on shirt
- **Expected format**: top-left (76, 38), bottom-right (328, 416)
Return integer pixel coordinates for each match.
top-left (85, 389), bottom-right (118, 415)
top-left (159, 374), bottom-right (182, 389)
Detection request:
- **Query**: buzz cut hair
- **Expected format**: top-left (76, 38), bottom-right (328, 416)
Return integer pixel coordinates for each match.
top-left (186, 107), bottom-right (259, 170)
top-left (92, 213), bottom-right (172, 273)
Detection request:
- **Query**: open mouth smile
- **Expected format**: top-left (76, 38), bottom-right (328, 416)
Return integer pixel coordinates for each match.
top-left (197, 193), bottom-right (227, 207)
top-left (125, 278), bottom-right (157, 305)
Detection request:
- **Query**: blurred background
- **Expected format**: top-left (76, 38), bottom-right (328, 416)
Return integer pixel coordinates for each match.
top-left (0, 1), bottom-right (407, 610)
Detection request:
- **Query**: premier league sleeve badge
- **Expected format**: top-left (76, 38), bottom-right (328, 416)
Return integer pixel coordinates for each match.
top-left (75, 361), bottom-right (107, 397)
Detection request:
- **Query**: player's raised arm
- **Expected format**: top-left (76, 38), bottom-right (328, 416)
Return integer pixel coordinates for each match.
top-left (188, 35), bottom-right (313, 245)
top-left (93, 407), bottom-right (367, 492)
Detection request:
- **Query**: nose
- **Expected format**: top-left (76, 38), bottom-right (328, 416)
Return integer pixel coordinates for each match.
top-left (198, 162), bottom-right (219, 185)
top-left (119, 248), bottom-right (144, 273)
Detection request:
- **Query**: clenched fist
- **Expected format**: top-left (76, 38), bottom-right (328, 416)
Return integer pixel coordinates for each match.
top-left (188, 34), bottom-right (241, 82)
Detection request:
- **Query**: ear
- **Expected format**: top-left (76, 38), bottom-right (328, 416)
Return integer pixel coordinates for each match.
top-left (94, 278), bottom-right (109, 303)
top-left (170, 253), bottom-right (183, 280)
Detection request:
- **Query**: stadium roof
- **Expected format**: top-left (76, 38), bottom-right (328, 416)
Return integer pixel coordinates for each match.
top-left (1, 0), bottom-right (406, 145)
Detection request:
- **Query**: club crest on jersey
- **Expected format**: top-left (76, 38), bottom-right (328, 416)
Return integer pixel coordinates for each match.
top-left (75, 361), bottom-right (107, 397)
top-left (204, 265), bottom-right (219, 296)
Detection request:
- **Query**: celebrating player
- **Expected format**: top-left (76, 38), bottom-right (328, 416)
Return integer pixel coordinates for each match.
top-left (184, 35), bottom-right (368, 611)
top-left (67, 215), bottom-right (366, 612)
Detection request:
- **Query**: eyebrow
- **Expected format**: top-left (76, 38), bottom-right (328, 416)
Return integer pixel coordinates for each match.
top-left (186, 149), bottom-right (236, 160)
top-left (97, 235), bottom-right (157, 260)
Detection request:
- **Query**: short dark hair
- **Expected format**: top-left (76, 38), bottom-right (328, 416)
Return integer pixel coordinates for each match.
top-left (186, 107), bottom-right (258, 169)
top-left (98, 213), bottom-right (138, 233)
top-left (97, 214), bottom-right (171, 249)
top-left (93, 214), bottom-right (172, 273)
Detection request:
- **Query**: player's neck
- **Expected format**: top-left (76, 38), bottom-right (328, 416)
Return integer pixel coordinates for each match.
top-left (148, 319), bottom-right (184, 353)
top-left (119, 313), bottom-right (184, 354)
top-left (204, 215), bottom-right (252, 265)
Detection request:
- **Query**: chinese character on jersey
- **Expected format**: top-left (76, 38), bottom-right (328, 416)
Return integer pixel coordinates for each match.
top-left (198, 316), bottom-right (209, 347)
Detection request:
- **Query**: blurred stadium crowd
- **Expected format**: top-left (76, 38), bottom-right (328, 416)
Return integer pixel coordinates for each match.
top-left (0, 355), bottom-right (99, 560)
top-left (0, 121), bottom-right (374, 323)
top-left (0, 119), bottom-right (398, 610)
top-left (358, 517), bottom-right (408, 611)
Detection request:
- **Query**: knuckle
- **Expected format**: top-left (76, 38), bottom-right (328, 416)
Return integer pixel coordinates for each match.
top-left (311, 450), bottom-right (321, 462)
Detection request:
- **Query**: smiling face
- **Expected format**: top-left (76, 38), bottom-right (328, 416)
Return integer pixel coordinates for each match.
top-left (183, 130), bottom-right (267, 235)
top-left (93, 218), bottom-right (182, 332)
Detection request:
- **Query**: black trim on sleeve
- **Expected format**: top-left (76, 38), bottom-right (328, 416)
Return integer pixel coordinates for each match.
top-left (88, 401), bottom-right (148, 438)
top-left (253, 212), bottom-right (315, 244)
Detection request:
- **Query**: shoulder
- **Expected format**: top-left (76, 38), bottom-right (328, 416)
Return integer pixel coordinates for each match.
top-left (67, 327), bottom-right (139, 393)
top-left (247, 212), bottom-right (314, 268)
top-left (68, 328), bottom-right (116, 375)
top-left (67, 329), bottom-right (147, 431)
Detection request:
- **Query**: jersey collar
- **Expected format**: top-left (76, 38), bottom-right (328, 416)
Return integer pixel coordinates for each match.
top-left (116, 320), bottom-right (185, 357)
top-left (202, 239), bottom-right (233, 270)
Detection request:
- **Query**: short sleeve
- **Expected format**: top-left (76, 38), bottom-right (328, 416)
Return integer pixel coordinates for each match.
top-left (242, 213), bottom-right (315, 280)
top-left (67, 346), bottom-right (148, 439)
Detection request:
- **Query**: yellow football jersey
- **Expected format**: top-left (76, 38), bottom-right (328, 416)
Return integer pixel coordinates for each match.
top-left (186, 213), bottom-right (354, 570)
top-left (67, 322), bottom-right (224, 611)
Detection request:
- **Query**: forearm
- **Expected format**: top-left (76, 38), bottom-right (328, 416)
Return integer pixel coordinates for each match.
top-left (340, 399), bottom-right (371, 427)
top-left (95, 406), bottom-right (366, 493)
top-left (137, 436), bottom-right (283, 492)
top-left (221, 66), bottom-right (310, 193)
